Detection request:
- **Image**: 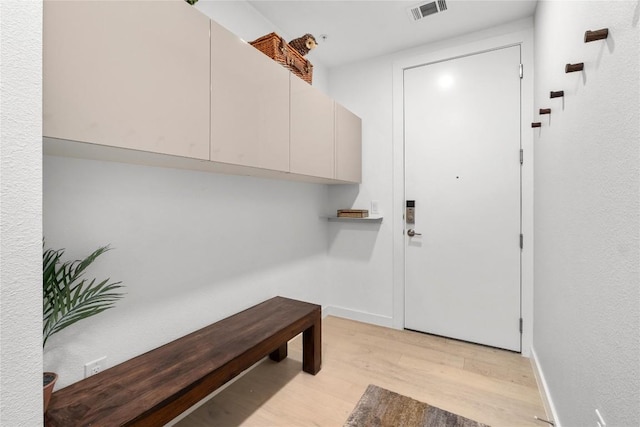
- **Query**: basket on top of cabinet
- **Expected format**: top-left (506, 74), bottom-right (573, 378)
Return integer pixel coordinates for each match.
top-left (250, 32), bottom-right (313, 84)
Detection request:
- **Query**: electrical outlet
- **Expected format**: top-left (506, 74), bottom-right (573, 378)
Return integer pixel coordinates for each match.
top-left (84, 356), bottom-right (106, 378)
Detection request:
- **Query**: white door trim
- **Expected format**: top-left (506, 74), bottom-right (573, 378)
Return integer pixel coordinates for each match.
top-left (391, 23), bottom-right (535, 356)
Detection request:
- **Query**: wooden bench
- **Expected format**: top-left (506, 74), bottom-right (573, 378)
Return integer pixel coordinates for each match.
top-left (45, 296), bottom-right (322, 426)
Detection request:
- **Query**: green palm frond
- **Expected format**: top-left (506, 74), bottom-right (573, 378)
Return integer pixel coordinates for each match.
top-left (43, 243), bottom-right (124, 348)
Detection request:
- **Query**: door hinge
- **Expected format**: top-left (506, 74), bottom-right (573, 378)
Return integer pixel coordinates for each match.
top-left (519, 64), bottom-right (523, 79)
top-left (519, 318), bottom-right (523, 333)
top-left (520, 149), bottom-right (524, 165)
top-left (519, 234), bottom-right (524, 249)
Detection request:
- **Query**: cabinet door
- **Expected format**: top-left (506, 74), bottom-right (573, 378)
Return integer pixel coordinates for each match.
top-left (290, 75), bottom-right (334, 179)
top-left (210, 22), bottom-right (289, 171)
top-left (43, 0), bottom-right (210, 160)
top-left (335, 103), bottom-right (362, 183)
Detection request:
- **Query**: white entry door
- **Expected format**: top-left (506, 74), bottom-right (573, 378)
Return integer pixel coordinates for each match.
top-left (404, 46), bottom-right (522, 352)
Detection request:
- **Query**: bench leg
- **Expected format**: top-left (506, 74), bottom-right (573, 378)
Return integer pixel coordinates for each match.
top-left (269, 344), bottom-right (288, 362)
top-left (302, 314), bottom-right (321, 375)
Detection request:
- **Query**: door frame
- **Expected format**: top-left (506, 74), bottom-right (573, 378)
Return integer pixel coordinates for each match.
top-left (391, 24), bottom-right (535, 356)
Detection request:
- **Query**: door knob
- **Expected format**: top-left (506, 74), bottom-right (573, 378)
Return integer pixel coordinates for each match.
top-left (407, 229), bottom-right (422, 237)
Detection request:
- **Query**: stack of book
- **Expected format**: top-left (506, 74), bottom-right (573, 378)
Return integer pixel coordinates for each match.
top-left (337, 209), bottom-right (369, 218)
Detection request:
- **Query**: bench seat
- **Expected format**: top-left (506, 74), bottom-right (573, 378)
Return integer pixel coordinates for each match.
top-left (45, 296), bottom-right (322, 426)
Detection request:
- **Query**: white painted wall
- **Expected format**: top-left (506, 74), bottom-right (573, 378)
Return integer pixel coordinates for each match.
top-left (532, 2), bottom-right (639, 426)
top-left (0, 1), bottom-right (43, 425)
top-left (326, 55), bottom-right (395, 326)
top-left (43, 155), bottom-right (330, 389)
top-left (195, 0), bottom-right (329, 93)
top-left (326, 19), bottom-right (535, 354)
top-left (42, 0), bottom-right (332, 390)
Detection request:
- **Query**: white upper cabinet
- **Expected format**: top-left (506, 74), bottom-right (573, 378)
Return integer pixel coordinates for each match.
top-left (335, 103), bottom-right (362, 183)
top-left (290, 75), bottom-right (335, 180)
top-left (43, 0), bottom-right (210, 160)
top-left (210, 21), bottom-right (289, 172)
top-left (43, 2), bottom-right (362, 184)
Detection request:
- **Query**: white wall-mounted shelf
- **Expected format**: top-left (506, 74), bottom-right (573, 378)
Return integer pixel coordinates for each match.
top-left (327, 216), bottom-right (383, 223)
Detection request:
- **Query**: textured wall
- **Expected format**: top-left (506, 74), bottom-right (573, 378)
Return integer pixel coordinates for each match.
top-left (0, 1), bottom-right (44, 425)
top-left (533, 1), bottom-right (640, 426)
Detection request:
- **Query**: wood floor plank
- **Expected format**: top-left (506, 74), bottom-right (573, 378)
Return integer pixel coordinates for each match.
top-left (177, 316), bottom-right (546, 427)
top-left (463, 357), bottom-right (538, 388)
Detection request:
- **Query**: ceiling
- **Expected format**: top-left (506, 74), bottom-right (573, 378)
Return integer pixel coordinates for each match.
top-left (247, 0), bottom-right (537, 68)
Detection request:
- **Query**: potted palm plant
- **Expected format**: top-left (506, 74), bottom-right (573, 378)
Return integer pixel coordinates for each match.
top-left (43, 243), bottom-right (124, 412)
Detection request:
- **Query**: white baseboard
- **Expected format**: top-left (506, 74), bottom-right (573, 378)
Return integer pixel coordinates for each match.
top-left (321, 305), bottom-right (331, 319)
top-left (323, 305), bottom-right (394, 328)
top-left (530, 346), bottom-right (561, 427)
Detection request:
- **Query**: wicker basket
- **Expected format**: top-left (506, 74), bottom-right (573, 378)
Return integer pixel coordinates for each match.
top-left (337, 209), bottom-right (369, 218)
top-left (250, 32), bottom-right (313, 84)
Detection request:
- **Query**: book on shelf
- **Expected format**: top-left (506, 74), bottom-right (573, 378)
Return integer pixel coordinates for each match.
top-left (337, 209), bottom-right (369, 218)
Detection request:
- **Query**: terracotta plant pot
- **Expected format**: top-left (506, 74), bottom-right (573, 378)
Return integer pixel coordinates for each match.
top-left (43, 372), bottom-right (58, 412)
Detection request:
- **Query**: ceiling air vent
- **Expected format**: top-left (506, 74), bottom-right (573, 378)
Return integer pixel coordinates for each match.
top-left (407, 0), bottom-right (447, 21)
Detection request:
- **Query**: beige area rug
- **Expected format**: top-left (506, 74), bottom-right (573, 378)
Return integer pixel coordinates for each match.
top-left (344, 385), bottom-right (489, 427)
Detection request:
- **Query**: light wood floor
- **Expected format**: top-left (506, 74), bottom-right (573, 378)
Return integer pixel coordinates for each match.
top-left (177, 316), bottom-right (546, 427)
